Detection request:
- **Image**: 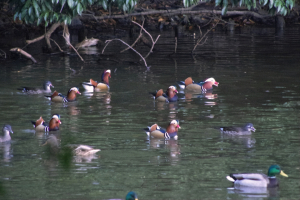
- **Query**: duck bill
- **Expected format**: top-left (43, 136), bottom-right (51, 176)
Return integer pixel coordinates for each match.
top-left (280, 170), bottom-right (288, 177)
top-left (177, 125), bottom-right (181, 129)
top-left (251, 127), bottom-right (256, 132)
top-left (77, 91), bottom-right (81, 95)
top-left (50, 84), bottom-right (54, 88)
top-left (214, 82), bottom-right (219, 87)
top-left (174, 90), bottom-right (178, 93)
top-left (58, 120), bottom-right (62, 124)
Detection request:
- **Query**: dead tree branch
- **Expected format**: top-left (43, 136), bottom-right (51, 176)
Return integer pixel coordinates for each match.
top-left (102, 39), bottom-right (148, 67)
top-left (63, 25), bottom-right (84, 62)
top-left (10, 48), bottom-right (37, 63)
top-left (49, 38), bottom-right (64, 52)
top-left (120, 20), bottom-right (145, 53)
top-left (192, 19), bottom-right (220, 53)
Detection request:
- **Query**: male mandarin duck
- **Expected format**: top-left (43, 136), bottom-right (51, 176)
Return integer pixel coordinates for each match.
top-left (150, 86), bottom-right (178, 102)
top-left (0, 124), bottom-right (13, 143)
top-left (220, 123), bottom-right (256, 135)
top-left (31, 115), bottom-right (61, 131)
top-left (226, 165), bottom-right (288, 188)
top-left (82, 69), bottom-right (111, 92)
top-left (46, 87), bottom-right (81, 102)
top-left (126, 191), bottom-right (138, 200)
top-left (144, 120), bottom-right (181, 139)
top-left (18, 81), bottom-right (54, 94)
top-left (178, 77), bottom-right (219, 92)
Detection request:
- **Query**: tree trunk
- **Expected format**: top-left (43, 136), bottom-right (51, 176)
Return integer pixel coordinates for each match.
top-left (62, 23), bottom-right (70, 47)
top-left (44, 22), bottom-right (62, 50)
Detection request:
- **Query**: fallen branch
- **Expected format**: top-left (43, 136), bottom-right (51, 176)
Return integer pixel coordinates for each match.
top-left (120, 20), bottom-right (145, 53)
top-left (63, 25), bottom-right (84, 62)
top-left (192, 19), bottom-right (220, 53)
top-left (75, 38), bottom-right (100, 49)
top-left (49, 38), bottom-right (64, 52)
top-left (10, 47), bottom-right (37, 63)
top-left (102, 39), bottom-right (147, 67)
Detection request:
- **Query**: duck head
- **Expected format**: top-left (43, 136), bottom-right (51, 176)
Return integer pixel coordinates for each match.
top-left (268, 165), bottom-right (288, 177)
top-left (2, 124), bottom-right (13, 135)
top-left (244, 123), bottom-right (256, 132)
top-left (67, 87), bottom-right (81, 101)
top-left (102, 69), bottom-right (111, 85)
top-left (204, 78), bottom-right (219, 87)
top-left (166, 120), bottom-right (181, 133)
top-left (166, 86), bottom-right (178, 98)
top-left (49, 114), bottom-right (61, 131)
top-left (43, 81), bottom-right (54, 91)
top-left (126, 191), bottom-right (138, 200)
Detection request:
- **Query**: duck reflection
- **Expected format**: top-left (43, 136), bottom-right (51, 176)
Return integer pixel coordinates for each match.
top-left (146, 139), bottom-right (180, 165)
top-left (184, 90), bottom-right (218, 101)
top-left (0, 142), bottom-right (12, 162)
top-left (227, 186), bottom-right (279, 199)
top-left (221, 134), bottom-right (256, 148)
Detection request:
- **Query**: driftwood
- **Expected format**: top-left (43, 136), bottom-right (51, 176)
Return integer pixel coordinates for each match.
top-left (75, 38), bottom-right (100, 49)
top-left (10, 48), bottom-right (37, 63)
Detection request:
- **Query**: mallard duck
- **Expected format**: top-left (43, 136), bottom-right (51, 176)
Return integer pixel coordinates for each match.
top-left (126, 191), bottom-right (138, 200)
top-left (226, 165), bottom-right (288, 187)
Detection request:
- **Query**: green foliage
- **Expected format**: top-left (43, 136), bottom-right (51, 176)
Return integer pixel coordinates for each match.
top-left (10, 0), bottom-right (137, 26)
top-left (183, 0), bottom-right (294, 16)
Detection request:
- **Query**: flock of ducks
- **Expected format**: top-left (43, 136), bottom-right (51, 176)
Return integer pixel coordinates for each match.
top-left (0, 69), bottom-right (288, 199)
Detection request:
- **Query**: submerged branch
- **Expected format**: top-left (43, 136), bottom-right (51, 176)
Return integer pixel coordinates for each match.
top-left (10, 47), bottom-right (37, 63)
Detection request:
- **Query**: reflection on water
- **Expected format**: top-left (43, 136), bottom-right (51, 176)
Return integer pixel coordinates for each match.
top-left (227, 186), bottom-right (279, 199)
top-left (0, 142), bottom-right (12, 162)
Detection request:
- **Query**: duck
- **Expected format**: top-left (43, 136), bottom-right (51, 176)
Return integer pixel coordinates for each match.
top-left (0, 124), bottom-right (13, 143)
top-left (220, 123), bottom-right (256, 135)
top-left (126, 191), bottom-right (138, 200)
top-left (150, 86), bottom-right (178, 102)
top-left (82, 69), bottom-right (111, 92)
top-left (144, 120), bottom-right (181, 139)
top-left (71, 145), bottom-right (101, 156)
top-left (18, 81), bottom-right (54, 94)
top-left (226, 165), bottom-right (288, 188)
top-left (46, 87), bottom-right (81, 102)
top-left (178, 77), bottom-right (219, 92)
top-left (31, 115), bottom-right (61, 131)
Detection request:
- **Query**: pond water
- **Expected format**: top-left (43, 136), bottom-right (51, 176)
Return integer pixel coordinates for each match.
top-left (0, 25), bottom-right (299, 199)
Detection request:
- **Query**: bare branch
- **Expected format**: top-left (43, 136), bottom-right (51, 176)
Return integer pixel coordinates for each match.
top-left (63, 24), bottom-right (84, 62)
top-left (10, 47), bottom-right (37, 63)
top-left (49, 38), bottom-right (64, 52)
top-left (0, 49), bottom-right (6, 59)
top-left (120, 20), bottom-right (145, 53)
top-left (102, 39), bottom-right (148, 67)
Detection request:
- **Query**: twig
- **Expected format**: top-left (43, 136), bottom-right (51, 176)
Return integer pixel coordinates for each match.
top-left (131, 21), bottom-right (160, 59)
top-left (174, 37), bottom-right (177, 53)
top-left (0, 49), bottom-right (6, 59)
top-left (63, 25), bottom-right (84, 62)
top-left (120, 20), bottom-right (145, 53)
top-left (102, 39), bottom-right (148, 67)
top-left (192, 19), bottom-right (220, 53)
top-left (49, 38), bottom-right (64, 52)
top-left (10, 47), bottom-right (37, 63)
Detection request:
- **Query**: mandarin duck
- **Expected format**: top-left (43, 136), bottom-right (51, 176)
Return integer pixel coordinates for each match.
top-left (226, 165), bottom-right (288, 188)
top-left (31, 115), bottom-right (61, 132)
top-left (144, 120), bottom-right (181, 139)
top-left (178, 77), bottom-right (219, 92)
top-left (82, 69), bottom-right (111, 92)
top-left (18, 81), bottom-right (54, 94)
top-left (46, 87), bottom-right (81, 102)
top-left (150, 86), bottom-right (178, 102)
top-left (220, 123), bottom-right (256, 135)
top-left (126, 191), bottom-right (138, 200)
top-left (0, 125), bottom-right (13, 143)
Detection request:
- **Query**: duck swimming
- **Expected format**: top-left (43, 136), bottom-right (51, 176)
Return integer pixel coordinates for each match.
top-left (82, 69), bottom-right (111, 92)
top-left (46, 87), bottom-right (81, 102)
top-left (0, 125), bottom-right (13, 143)
top-left (226, 165), bottom-right (288, 188)
top-left (18, 81), bottom-right (54, 94)
top-left (144, 120), bottom-right (181, 140)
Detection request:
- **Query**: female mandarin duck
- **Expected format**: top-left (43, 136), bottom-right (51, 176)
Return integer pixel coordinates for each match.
top-left (144, 120), bottom-right (181, 139)
top-left (18, 81), bottom-right (54, 94)
top-left (82, 69), bottom-right (111, 92)
top-left (150, 86), bottom-right (178, 102)
top-left (46, 87), bottom-right (81, 102)
top-left (220, 123), bottom-right (256, 135)
top-left (0, 125), bottom-right (13, 143)
top-left (178, 77), bottom-right (219, 92)
top-left (226, 165), bottom-right (288, 188)
top-left (31, 115), bottom-right (61, 131)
